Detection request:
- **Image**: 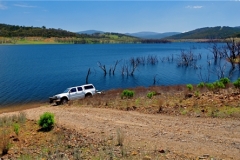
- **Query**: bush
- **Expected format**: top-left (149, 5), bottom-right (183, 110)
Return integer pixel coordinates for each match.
top-left (213, 81), bottom-right (225, 89)
top-left (197, 82), bottom-right (205, 88)
top-left (13, 123), bottom-right (20, 136)
top-left (206, 83), bottom-right (215, 90)
top-left (147, 91), bottom-right (156, 99)
top-left (219, 77), bottom-right (230, 85)
top-left (38, 112), bottom-right (55, 131)
top-left (121, 90), bottom-right (134, 99)
top-left (186, 84), bottom-right (193, 91)
top-left (233, 78), bottom-right (240, 89)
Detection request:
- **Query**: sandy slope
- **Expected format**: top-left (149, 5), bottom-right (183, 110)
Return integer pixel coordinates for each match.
top-left (1, 105), bottom-right (240, 159)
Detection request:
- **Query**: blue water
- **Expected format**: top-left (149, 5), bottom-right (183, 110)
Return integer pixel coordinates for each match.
top-left (0, 43), bottom-right (238, 107)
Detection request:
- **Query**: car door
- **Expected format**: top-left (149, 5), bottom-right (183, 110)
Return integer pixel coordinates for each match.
top-left (69, 87), bottom-right (78, 100)
top-left (77, 87), bottom-right (85, 99)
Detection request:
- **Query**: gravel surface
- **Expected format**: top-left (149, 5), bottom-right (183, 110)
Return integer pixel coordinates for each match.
top-left (3, 105), bottom-right (236, 159)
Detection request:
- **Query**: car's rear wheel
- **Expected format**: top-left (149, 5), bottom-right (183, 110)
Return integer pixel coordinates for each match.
top-left (61, 98), bottom-right (68, 105)
top-left (85, 93), bottom-right (92, 98)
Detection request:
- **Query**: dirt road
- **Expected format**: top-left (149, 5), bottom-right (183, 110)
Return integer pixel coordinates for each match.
top-left (5, 106), bottom-right (240, 159)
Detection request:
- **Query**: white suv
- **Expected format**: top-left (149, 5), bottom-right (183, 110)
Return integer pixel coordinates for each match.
top-left (49, 84), bottom-right (97, 105)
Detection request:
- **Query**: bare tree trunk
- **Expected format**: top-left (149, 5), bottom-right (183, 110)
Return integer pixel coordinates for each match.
top-left (86, 68), bottom-right (91, 84)
top-left (153, 74), bottom-right (159, 85)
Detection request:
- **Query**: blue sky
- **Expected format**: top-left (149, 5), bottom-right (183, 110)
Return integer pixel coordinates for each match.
top-left (0, 1), bottom-right (240, 33)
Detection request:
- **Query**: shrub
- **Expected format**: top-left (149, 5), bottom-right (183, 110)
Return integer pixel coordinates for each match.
top-left (206, 83), bottom-right (215, 90)
top-left (233, 78), bottom-right (240, 89)
top-left (13, 123), bottom-right (20, 136)
top-left (213, 81), bottom-right (225, 89)
top-left (186, 84), bottom-right (193, 91)
top-left (197, 82), bottom-right (205, 88)
top-left (147, 91), bottom-right (156, 99)
top-left (121, 90), bottom-right (134, 99)
top-left (219, 77), bottom-right (230, 85)
top-left (38, 112), bottom-right (55, 131)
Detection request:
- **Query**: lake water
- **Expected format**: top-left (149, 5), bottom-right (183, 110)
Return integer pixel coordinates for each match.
top-left (0, 43), bottom-right (239, 107)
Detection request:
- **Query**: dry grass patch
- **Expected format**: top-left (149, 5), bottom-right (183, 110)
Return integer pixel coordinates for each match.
top-left (69, 85), bottom-right (240, 119)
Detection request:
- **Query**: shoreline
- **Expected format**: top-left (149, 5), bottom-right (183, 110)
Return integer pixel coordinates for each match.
top-left (0, 102), bottom-right (47, 114)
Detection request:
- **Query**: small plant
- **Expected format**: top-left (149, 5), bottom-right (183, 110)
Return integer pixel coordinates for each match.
top-left (180, 109), bottom-right (188, 115)
top-left (233, 78), bottom-right (240, 90)
top-left (197, 82), bottom-right (205, 88)
top-left (194, 90), bottom-right (200, 97)
top-left (13, 123), bottom-right (20, 136)
top-left (18, 112), bottom-right (27, 124)
top-left (116, 128), bottom-right (124, 146)
top-left (121, 89), bottom-right (134, 99)
top-left (147, 91), bottom-right (156, 99)
top-left (186, 84), bottom-right (193, 91)
top-left (38, 112), bottom-right (55, 131)
top-left (1, 129), bottom-right (11, 155)
top-left (219, 77), bottom-right (230, 85)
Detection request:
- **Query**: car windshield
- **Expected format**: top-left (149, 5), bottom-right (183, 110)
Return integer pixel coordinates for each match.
top-left (63, 88), bottom-right (70, 93)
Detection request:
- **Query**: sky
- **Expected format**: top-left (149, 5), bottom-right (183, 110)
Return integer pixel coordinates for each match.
top-left (0, 0), bottom-right (240, 33)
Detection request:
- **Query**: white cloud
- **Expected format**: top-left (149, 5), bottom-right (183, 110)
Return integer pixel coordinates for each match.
top-left (186, 5), bottom-right (203, 9)
top-left (193, 6), bottom-right (203, 9)
top-left (0, 3), bottom-right (7, 10)
top-left (14, 4), bottom-right (37, 8)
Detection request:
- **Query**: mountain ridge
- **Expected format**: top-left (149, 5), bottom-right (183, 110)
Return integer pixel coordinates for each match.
top-left (166, 26), bottom-right (240, 39)
top-left (125, 31), bottom-right (181, 39)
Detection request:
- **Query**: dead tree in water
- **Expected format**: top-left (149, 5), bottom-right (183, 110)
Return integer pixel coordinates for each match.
top-left (208, 42), bottom-right (220, 61)
top-left (97, 61), bottom-right (107, 75)
top-left (112, 60), bottom-right (121, 75)
top-left (197, 66), bottom-right (211, 83)
top-left (147, 55), bottom-right (158, 65)
top-left (85, 68), bottom-right (91, 84)
top-left (221, 38), bottom-right (240, 70)
top-left (210, 62), bottom-right (227, 79)
top-left (153, 74), bottom-right (160, 85)
top-left (129, 57), bottom-right (138, 75)
top-left (177, 49), bottom-right (196, 67)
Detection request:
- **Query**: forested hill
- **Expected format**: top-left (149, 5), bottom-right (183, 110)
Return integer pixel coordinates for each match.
top-left (166, 26), bottom-right (240, 39)
top-left (0, 23), bottom-right (91, 38)
top-left (0, 23), bottom-right (136, 39)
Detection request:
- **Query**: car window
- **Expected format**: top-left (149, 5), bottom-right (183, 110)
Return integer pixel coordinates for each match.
top-left (84, 85), bottom-right (94, 90)
top-left (70, 88), bottom-right (77, 93)
top-left (77, 87), bottom-right (83, 91)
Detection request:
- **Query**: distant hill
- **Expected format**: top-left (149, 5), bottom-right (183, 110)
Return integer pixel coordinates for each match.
top-left (126, 32), bottom-right (181, 39)
top-left (166, 26), bottom-right (240, 39)
top-left (77, 30), bottom-right (104, 35)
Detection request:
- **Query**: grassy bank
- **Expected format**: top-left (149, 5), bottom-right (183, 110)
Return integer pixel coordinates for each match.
top-left (0, 35), bottom-right (139, 45)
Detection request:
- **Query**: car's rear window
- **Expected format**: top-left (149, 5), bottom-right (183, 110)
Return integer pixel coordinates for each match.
top-left (77, 87), bottom-right (83, 91)
top-left (84, 85), bottom-right (94, 90)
